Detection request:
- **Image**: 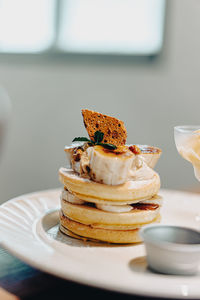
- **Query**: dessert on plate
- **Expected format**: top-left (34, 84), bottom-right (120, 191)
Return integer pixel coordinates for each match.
top-left (59, 109), bottom-right (162, 244)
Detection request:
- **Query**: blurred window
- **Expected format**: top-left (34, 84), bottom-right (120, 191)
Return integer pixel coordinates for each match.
top-left (0, 0), bottom-right (165, 55)
top-left (0, 0), bottom-right (55, 53)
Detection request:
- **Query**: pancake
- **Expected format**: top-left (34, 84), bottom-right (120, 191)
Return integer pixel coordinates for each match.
top-left (60, 212), bottom-right (160, 244)
top-left (59, 167), bottom-right (160, 203)
top-left (61, 196), bottom-right (162, 230)
top-left (59, 224), bottom-right (103, 242)
top-left (62, 188), bottom-right (158, 205)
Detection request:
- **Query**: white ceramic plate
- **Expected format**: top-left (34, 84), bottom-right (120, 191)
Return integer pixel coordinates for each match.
top-left (0, 188), bottom-right (200, 299)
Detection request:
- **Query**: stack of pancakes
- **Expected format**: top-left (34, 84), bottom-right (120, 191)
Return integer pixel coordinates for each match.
top-left (59, 110), bottom-right (162, 244)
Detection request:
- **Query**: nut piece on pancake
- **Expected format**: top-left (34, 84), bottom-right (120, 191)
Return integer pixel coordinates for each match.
top-left (82, 109), bottom-right (127, 146)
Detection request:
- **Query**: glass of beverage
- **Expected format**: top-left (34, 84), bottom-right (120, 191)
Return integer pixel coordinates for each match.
top-left (174, 125), bottom-right (200, 181)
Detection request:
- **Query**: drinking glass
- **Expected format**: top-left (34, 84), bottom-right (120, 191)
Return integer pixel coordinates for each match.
top-left (174, 125), bottom-right (200, 181)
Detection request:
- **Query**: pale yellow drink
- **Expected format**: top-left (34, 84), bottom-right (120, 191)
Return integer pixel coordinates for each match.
top-left (177, 129), bottom-right (200, 181)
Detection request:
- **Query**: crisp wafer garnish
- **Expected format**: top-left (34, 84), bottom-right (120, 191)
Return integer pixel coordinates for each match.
top-left (81, 109), bottom-right (127, 146)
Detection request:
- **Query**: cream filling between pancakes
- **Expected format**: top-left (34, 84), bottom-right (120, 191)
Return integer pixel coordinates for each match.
top-left (96, 203), bottom-right (133, 213)
top-left (62, 189), bottom-right (161, 213)
top-left (62, 189), bottom-right (133, 212)
top-left (61, 189), bottom-right (85, 205)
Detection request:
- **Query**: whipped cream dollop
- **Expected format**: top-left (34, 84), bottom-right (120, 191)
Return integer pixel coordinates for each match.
top-left (129, 156), bottom-right (156, 181)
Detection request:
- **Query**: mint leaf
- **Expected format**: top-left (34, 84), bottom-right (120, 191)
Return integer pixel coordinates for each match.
top-left (72, 131), bottom-right (117, 150)
top-left (94, 131), bottom-right (104, 143)
top-left (98, 143), bottom-right (117, 150)
top-left (72, 137), bottom-right (92, 142)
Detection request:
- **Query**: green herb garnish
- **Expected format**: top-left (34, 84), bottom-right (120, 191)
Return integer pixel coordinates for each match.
top-left (72, 131), bottom-right (117, 150)
top-left (94, 130), bottom-right (104, 143)
top-left (98, 143), bottom-right (117, 150)
top-left (72, 137), bottom-right (92, 143)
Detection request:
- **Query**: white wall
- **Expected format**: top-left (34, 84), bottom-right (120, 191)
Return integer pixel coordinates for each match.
top-left (0, 0), bottom-right (200, 203)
